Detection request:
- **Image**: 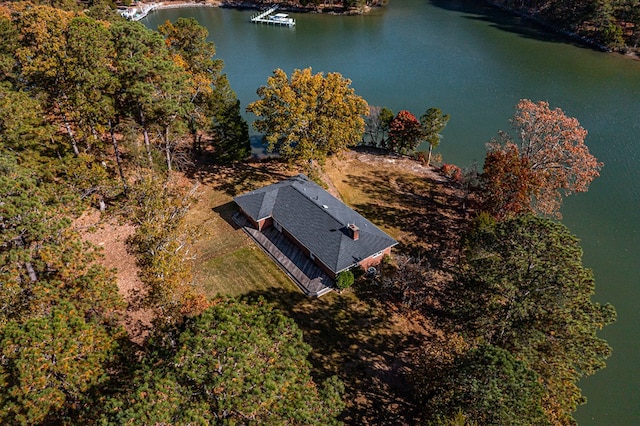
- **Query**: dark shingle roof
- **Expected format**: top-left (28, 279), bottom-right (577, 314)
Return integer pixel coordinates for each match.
top-left (234, 175), bottom-right (398, 274)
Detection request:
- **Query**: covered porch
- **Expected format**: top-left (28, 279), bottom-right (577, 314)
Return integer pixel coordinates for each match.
top-left (234, 213), bottom-right (334, 297)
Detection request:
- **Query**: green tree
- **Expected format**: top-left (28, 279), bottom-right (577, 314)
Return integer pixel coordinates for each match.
top-left (0, 82), bottom-right (53, 152)
top-left (158, 17), bottom-right (249, 162)
top-left (0, 302), bottom-right (122, 425)
top-left (102, 299), bottom-right (344, 424)
top-left (111, 20), bottom-right (174, 168)
top-left (0, 154), bottom-right (125, 327)
top-left (64, 16), bottom-right (128, 193)
top-left (0, 157), bottom-right (125, 425)
top-left (248, 67), bottom-right (368, 168)
top-left (426, 345), bottom-right (548, 426)
top-left (420, 107), bottom-right (449, 166)
top-left (209, 97), bottom-right (250, 162)
top-left (0, 11), bottom-right (19, 83)
top-left (336, 270), bottom-right (355, 290)
top-left (150, 65), bottom-right (193, 171)
top-left (85, 0), bottom-right (120, 22)
top-left (159, 17), bottom-right (219, 153)
top-left (459, 215), bottom-right (616, 424)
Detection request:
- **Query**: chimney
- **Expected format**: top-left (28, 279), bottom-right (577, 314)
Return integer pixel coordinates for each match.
top-left (347, 223), bottom-right (359, 241)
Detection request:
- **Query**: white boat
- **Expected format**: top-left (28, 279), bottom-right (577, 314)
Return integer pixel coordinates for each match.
top-left (268, 13), bottom-right (295, 25)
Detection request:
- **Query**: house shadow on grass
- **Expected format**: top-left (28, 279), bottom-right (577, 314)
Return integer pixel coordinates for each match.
top-left (241, 285), bottom-right (426, 425)
top-left (212, 201), bottom-right (241, 230)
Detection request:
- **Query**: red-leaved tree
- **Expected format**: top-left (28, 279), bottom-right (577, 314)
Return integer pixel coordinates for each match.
top-left (483, 142), bottom-right (542, 219)
top-left (483, 100), bottom-right (602, 218)
top-left (388, 110), bottom-right (422, 154)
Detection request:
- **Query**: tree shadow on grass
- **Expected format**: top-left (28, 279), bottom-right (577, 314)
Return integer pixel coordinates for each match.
top-left (343, 169), bottom-right (470, 273)
top-left (241, 286), bottom-right (426, 425)
top-left (185, 156), bottom-right (291, 197)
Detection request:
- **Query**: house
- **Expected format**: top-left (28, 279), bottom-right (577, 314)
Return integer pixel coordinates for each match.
top-left (233, 174), bottom-right (398, 280)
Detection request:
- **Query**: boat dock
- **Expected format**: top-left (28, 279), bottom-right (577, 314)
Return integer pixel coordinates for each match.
top-left (250, 6), bottom-right (295, 27)
top-left (118, 3), bottom-right (158, 21)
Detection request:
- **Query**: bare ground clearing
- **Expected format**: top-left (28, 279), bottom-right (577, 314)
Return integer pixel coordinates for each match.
top-left (75, 209), bottom-right (152, 344)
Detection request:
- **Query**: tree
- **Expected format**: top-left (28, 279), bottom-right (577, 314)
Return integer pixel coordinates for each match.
top-left (0, 303), bottom-right (121, 425)
top-left (126, 174), bottom-right (207, 326)
top-left (0, 12), bottom-right (19, 83)
top-left (111, 20), bottom-right (176, 168)
top-left (0, 157), bottom-right (125, 425)
top-left (248, 67), bottom-right (368, 167)
top-left (387, 110), bottom-right (422, 154)
top-left (0, 153), bottom-right (125, 324)
top-left (0, 82), bottom-right (53, 152)
top-left (158, 18), bottom-right (250, 162)
top-left (102, 299), bottom-right (344, 424)
top-left (459, 214), bottom-right (616, 424)
top-left (150, 65), bottom-right (193, 172)
top-left (64, 16), bottom-right (128, 193)
top-left (420, 107), bottom-right (449, 166)
top-left (7, 7), bottom-right (127, 198)
top-left (481, 142), bottom-right (542, 219)
top-left (11, 5), bottom-right (79, 153)
top-left (363, 105), bottom-right (394, 148)
top-left (425, 345), bottom-right (548, 426)
top-left (483, 99), bottom-right (602, 218)
top-left (336, 270), bottom-right (355, 289)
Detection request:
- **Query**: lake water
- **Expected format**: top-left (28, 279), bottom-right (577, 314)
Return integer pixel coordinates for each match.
top-left (143, 1), bottom-right (640, 423)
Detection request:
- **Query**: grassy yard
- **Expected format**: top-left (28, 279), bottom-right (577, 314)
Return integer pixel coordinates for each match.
top-left (185, 166), bottom-right (299, 298)
top-left (184, 153), bottom-right (469, 424)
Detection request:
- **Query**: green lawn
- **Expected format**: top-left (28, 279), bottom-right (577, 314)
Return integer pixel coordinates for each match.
top-left (186, 168), bottom-right (300, 298)
top-left (195, 245), bottom-right (298, 297)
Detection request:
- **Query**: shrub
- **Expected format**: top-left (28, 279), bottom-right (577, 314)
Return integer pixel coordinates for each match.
top-left (336, 270), bottom-right (355, 290)
top-left (441, 163), bottom-right (462, 182)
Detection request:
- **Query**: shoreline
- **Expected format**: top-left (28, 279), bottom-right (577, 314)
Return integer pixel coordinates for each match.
top-left (484, 0), bottom-right (640, 60)
top-left (133, 0), bottom-right (371, 16)
top-left (154, 1), bottom-right (222, 10)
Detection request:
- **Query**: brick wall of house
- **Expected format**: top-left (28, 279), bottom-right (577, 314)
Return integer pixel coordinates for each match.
top-left (257, 217), bottom-right (273, 231)
top-left (357, 246), bottom-right (392, 271)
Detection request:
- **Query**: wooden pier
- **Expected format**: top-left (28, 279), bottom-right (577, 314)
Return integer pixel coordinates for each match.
top-left (250, 6), bottom-right (296, 27)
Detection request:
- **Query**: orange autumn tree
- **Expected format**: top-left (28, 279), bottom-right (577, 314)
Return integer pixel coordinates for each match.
top-left (483, 99), bottom-right (602, 219)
